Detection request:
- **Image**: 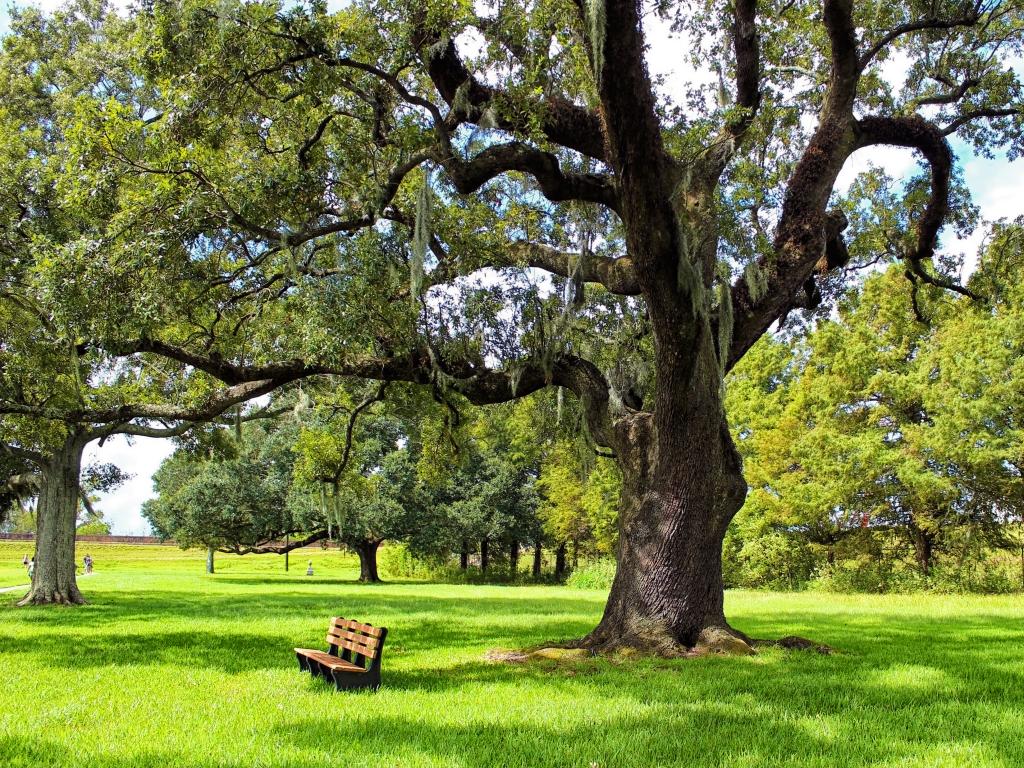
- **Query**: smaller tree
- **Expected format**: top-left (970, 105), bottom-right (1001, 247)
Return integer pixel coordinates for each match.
top-left (145, 416), bottom-right (319, 562)
top-left (728, 249), bottom-right (1024, 586)
top-left (294, 395), bottom-right (425, 583)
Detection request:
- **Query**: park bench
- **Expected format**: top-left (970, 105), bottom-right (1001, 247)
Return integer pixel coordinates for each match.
top-left (294, 617), bottom-right (388, 692)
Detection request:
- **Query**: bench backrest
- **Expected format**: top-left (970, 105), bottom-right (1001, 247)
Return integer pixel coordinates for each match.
top-left (326, 617), bottom-right (386, 666)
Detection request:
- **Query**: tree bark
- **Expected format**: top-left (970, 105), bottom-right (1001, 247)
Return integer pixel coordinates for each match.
top-left (460, 539), bottom-right (469, 570)
top-left (355, 540), bottom-right (382, 583)
top-left (480, 538), bottom-right (489, 574)
top-left (532, 539), bottom-right (542, 578)
top-left (509, 539), bottom-right (519, 578)
top-left (206, 547), bottom-right (215, 574)
top-left (581, 368), bottom-right (750, 654)
top-left (555, 542), bottom-right (567, 580)
top-left (909, 523), bottom-right (935, 576)
top-left (18, 432), bottom-right (87, 606)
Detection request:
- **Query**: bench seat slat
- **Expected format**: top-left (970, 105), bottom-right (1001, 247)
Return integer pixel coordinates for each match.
top-left (294, 648), bottom-right (365, 673)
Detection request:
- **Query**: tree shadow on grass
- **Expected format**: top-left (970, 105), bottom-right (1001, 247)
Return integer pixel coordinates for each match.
top-left (4, 584), bottom-right (1024, 690)
top-left (267, 695), bottom-right (1022, 768)
top-left (4, 590), bottom-right (1024, 768)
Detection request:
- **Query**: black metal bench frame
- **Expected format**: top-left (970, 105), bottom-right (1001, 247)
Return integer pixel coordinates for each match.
top-left (294, 616), bottom-right (388, 692)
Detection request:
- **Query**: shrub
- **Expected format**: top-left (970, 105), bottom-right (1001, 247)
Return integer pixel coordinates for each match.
top-left (377, 543), bottom-right (447, 580)
top-left (566, 558), bottom-right (617, 589)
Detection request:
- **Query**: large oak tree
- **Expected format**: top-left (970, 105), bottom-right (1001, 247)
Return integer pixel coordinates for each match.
top-left (7, 0), bottom-right (1023, 651)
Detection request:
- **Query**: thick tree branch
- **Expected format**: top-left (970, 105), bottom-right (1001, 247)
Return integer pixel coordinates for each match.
top-left (855, 115), bottom-right (952, 265)
top-left (823, 0), bottom-right (860, 106)
top-left (728, 209), bottom-right (851, 371)
top-left (108, 338), bottom-right (617, 445)
top-left (413, 29), bottom-right (607, 161)
top-left (1, 442), bottom-right (46, 465)
top-left (225, 529), bottom-right (328, 555)
top-left (590, 0), bottom-right (670, 199)
top-left (729, 0), bottom-right (761, 139)
top-left (726, 1), bottom-right (861, 372)
top-left (512, 242), bottom-right (640, 295)
top-left (2, 472), bottom-right (39, 496)
top-left (729, 109), bottom-right (981, 370)
top-left (436, 142), bottom-right (619, 212)
top-left (0, 378), bottom-right (291, 431)
top-left (704, 0), bottom-right (761, 179)
top-left (941, 107), bottom-right (1022, 135)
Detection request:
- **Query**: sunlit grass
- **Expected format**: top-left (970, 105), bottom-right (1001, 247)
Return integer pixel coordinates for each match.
top-left (1, 543), bottom-right (1022, 767)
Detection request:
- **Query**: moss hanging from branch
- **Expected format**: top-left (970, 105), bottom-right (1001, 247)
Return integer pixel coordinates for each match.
top-left (677, 255), bottom-right (705, 319)
top-left (510, 362), bottom-right (526, 397)
top-left (586, 0), bottom-right (607, 86)
top-left (411, 174), bottom-right (432, 306)
top-left (332, 482), bottom-right (344, 538)
top-left (715, 270), bottom-right (734, 377)
top-left (744, 262), bottom-right (769, 303)
top-left (293, 386), bottom-right (310, 419)
top-left (452, 79), bottom-right (473, 119)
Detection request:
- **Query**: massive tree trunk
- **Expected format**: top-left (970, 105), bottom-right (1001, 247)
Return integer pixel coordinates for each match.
top-left (582, 345), bottom-right (750, 654)
top-left (355, 540), bottom-right (381, 583)
top-left (19, 432), bottom-right (87, 606)
top-left (206, 547), bottom-right (215, 574)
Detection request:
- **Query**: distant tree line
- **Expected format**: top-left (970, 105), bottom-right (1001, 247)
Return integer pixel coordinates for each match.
top-left (142, 382), bottom-right (620, 582)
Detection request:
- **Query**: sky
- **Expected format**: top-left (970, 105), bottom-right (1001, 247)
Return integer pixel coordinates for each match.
top-left (2, 2), bottom-right (1022, 533)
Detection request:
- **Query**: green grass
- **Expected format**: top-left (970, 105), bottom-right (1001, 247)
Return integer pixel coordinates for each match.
top-left (1, 543), bottom-right (1023, 767)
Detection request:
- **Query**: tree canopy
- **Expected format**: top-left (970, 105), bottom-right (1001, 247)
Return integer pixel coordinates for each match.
top-left (0, 0), bottom-right (1021, 649)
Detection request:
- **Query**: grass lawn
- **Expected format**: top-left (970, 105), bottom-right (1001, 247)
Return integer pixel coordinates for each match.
top-left (1, 542), bottom-right (1022, 767)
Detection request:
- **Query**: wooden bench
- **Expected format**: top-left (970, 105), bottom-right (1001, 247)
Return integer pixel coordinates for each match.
top-left (294, 617), bottom-right (388, 691)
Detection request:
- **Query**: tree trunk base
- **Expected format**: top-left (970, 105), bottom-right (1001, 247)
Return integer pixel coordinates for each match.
top-left (16, 586), bottom-right (87, 606)
top-left (489, 628), bottom-right (834, 662)
top-left (571, 620), bottom-right (756, 658)
top-left (487, 625), bottom-right (836, 663)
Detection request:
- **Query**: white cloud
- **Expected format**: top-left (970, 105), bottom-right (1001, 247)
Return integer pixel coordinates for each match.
top-left (83, 436), bottom-right (175, 535)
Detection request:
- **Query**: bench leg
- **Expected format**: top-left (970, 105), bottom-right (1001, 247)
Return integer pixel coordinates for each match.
top-left (331, 667), bottom-right (381, 692)
top-left (296, 653), bottom-right (311, 674)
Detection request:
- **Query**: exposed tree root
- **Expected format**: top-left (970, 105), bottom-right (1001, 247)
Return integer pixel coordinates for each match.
top-left (691, 625), bottom-right (757, 656)
top-left (487, 627), bottom-right (834, 663)
top-left (16, 587), bottom-right (87, 607)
